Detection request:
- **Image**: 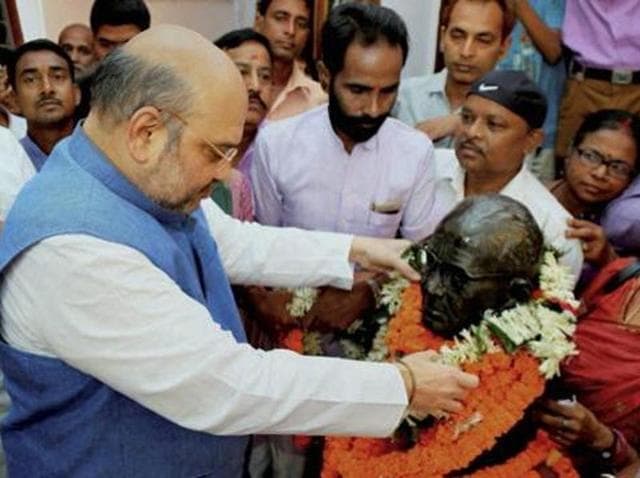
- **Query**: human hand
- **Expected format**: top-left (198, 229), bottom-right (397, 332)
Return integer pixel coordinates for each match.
top-left (240, 286), bottom-right (297, 332)
top-left (536, 398), bottom-right (614, 451)
top-left (349, 237), bottom-right (420, 281)
top-left (304, 272), bottom-right (381, 331)
top-left (395, 351), bottom-right (479, 418)
top-left (415, 114), bottom-right (460, 142)
top-left (565, 218), bottom-right (617, 266)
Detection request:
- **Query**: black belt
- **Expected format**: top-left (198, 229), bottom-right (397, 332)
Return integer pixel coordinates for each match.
top-left (569, 59), bottom-right (640, 85)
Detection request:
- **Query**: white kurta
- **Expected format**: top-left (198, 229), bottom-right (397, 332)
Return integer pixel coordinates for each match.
top-left (0, 126), bottom-right (35, 222)
top-left (0, 198), bottom-right (407, 437)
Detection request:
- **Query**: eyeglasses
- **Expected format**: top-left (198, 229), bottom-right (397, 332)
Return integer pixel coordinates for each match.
top-left (420, 244), bottom-right (510, 282)
top-left (574, 146), bottom-right (633, 180)
top-left (160, 109), bottom-right (238, 165)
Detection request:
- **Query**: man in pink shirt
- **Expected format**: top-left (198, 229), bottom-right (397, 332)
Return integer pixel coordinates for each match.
top-left (555, 1), bottom-right (640, 162)
top-left (215, 28), bottom-right (276, 220)
top-left (252, 3), bottom-right (436, 241)
top-left (249, 5), bottom-right (438, 475)
top-left (255, 0), bottom-right (327, 121)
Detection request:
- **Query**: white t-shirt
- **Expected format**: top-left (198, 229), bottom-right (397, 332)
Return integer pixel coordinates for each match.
top-left (0, 126), bottom-right (35, 222)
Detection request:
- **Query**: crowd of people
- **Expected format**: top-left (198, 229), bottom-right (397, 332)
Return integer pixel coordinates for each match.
top-left (0, 0), bottom-right (639, 476)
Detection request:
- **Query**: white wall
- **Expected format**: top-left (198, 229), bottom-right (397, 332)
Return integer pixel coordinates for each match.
top-left (17, 0), bottom-right (235, 42)
top-left (16, 0), bottom-right (439, 77)
top-left (232, 0), bottom-right (442, 78)
top-left (382, 0), bottom-right (441, 78)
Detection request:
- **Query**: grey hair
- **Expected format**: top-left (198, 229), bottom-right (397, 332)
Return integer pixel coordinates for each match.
top-left (91, 48), bottom-right (194, 123)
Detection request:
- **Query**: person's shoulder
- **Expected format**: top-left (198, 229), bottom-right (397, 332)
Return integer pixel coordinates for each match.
top-left (400, 70), bottom-right (445, 93)
top-left (400, 73), bottom-right (436, 90)
top-left (515, 169), bottom-right (572, 222)
top-left (260, 105), bottom-right (325, 138)
top-left (0, 125), bottom-right (16, 144)
top-left (380, 117), bottom-right (433, 153)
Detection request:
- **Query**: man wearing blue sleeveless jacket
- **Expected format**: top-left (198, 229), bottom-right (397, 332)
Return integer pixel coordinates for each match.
top-left (0, 25), bottom-right (477, 477)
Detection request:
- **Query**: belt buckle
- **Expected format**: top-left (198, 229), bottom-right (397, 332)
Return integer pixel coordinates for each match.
top-left (612, 69), bottom-right (633, 85)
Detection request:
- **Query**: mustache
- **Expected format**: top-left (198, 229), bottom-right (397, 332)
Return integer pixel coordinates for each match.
top-left (37, 95), bottom-right (62, 107)
top-left (247, 91), bottom-right (267, 111)
top-left (351, 114), bottom-right (387, 126)
top-left (457, 139), bottom-right (485, 157)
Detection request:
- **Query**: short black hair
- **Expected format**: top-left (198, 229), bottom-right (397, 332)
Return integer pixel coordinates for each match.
top-left (256, 0), bottom-right (313, 16)
top-left (0, 46), bottom-right (13, 68)
top-left (8, 39), bottom-right (75, 89)
top-left (322, 2), bottom-right (409, 76)
top-left (214, 28), bottom-right (273, 61)
top-left (90, 0), bottom-right (151, 34)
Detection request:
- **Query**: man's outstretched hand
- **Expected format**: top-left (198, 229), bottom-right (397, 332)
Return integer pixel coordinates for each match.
top-left (394, 351), bottom-right (479, 419)
top-left (349, 237), bottom-right (420, 281)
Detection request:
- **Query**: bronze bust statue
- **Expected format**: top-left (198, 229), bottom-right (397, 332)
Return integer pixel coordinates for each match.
top-left (410, 194), bottom-right (544, 337)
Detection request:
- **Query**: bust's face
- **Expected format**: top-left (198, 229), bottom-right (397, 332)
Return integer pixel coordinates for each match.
top-left (421, 237), bottom-right (509, 336)
top-left (415, 195), bottom-right (542, 337)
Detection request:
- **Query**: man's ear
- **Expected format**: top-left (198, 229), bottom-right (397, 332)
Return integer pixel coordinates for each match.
top-left (126, 106), bottom-right (167, 165)
top-left (523, 128), bottom-right (544, 156)
top-left (508, 277), bottom-right (533, 304)
top-left (439, 25), bottom-right (447, 54)
top-left (317, 60), bottom-right (330, 92)
top-left (73, 84), bottom-right (81, 107)
top-left (254, 12), bottom-right (265, 32)
top-left (498, 34), bottom-right (512, 61)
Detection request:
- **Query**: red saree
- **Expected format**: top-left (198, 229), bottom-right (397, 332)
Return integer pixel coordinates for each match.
top-left (562, 257), bottom-right (640, 449)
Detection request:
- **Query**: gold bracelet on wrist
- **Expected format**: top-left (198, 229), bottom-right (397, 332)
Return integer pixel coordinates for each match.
top-left (395, 358), bottom-right (416, 406)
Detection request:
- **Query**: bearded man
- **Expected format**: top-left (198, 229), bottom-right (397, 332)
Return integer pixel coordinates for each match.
top-left (251, 2), bottom-right (439, 241)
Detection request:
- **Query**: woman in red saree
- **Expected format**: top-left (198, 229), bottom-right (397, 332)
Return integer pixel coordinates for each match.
top-left (539, 256), bottom-right (640, 472)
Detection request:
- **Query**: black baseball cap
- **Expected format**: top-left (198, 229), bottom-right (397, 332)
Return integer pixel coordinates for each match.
top-left (468, 70), bottom-right (548, 129)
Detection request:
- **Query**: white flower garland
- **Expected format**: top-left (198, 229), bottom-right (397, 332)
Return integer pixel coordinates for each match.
top-left (286, 287), bottom-right (319, 317)
top-left (382, 249), bottom-right (579, 378)
top-left (284, 248), bottom-right (579, 377)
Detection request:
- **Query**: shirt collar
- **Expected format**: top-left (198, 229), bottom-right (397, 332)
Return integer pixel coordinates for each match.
top-left (441, 152), bottom-right (527, 199)
top-left (20, 134), bottom-right (48, 172)
top-left (282, 60), bottom-right (316, 97)
top-left (426, 68), bottom-right (449, 95)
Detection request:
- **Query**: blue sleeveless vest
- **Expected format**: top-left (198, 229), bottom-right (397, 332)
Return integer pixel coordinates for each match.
top-left (0, 127), bottom-right (248, 477)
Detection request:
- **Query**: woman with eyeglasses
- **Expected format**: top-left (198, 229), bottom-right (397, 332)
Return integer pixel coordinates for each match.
top-left (549, 109), bottom-right (640, 267)
top-left (535, 110), bottom-right (640, 475)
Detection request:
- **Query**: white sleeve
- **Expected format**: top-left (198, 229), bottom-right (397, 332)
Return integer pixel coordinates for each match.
top-left (201, 198), bottom-right (354, 289)
top-left (0, 128), bottom-right (36, 221)
top-left (0, 235), bottom-right (406, 436)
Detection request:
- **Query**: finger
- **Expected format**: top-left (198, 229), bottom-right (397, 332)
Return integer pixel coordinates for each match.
top-left (438, 399), bottom-right (464, 414)
top-left (455, 371), bottom-right (479, 389)
top-left (393, 258), bottom-right (421, 281)
top-left (567, 218), bottom-right (592, 228)
top-left (543, 399), bottom-right (575, 417)
top-left (551, 434), bottom-right (573, 448)
top-left (538, 412), bottom-right (567, 431)
top-left (565, 225), bottom-right (598, 241)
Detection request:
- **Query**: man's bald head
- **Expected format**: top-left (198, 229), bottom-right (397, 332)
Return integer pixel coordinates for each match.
top-left (86, 26), bottom-right (249, 215)
top-left (91, 25), bottom-right (246, 128)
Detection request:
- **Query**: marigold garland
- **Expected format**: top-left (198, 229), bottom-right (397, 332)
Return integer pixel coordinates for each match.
top-left (322, 282), bottom-right (578, 477)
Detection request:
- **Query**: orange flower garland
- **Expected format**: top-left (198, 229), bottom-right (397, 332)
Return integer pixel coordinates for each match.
top-left (280, 328), bottom-right (304, 353)
top-left (322, 283), bottom-right (578, 477)
top-left (469, 430), bottom-right (578, 478)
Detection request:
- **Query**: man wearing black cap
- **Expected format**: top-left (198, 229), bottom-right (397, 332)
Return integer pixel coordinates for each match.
top-left (427, 69), bottom-right (583, 280)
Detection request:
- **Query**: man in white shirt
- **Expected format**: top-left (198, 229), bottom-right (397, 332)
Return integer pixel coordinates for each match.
top-left (0, 126), bottom-right (35, 224)
top-left (427, 69), bottom-right (583, 279)
top-left (0, 25), bottom-right (477, 477)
